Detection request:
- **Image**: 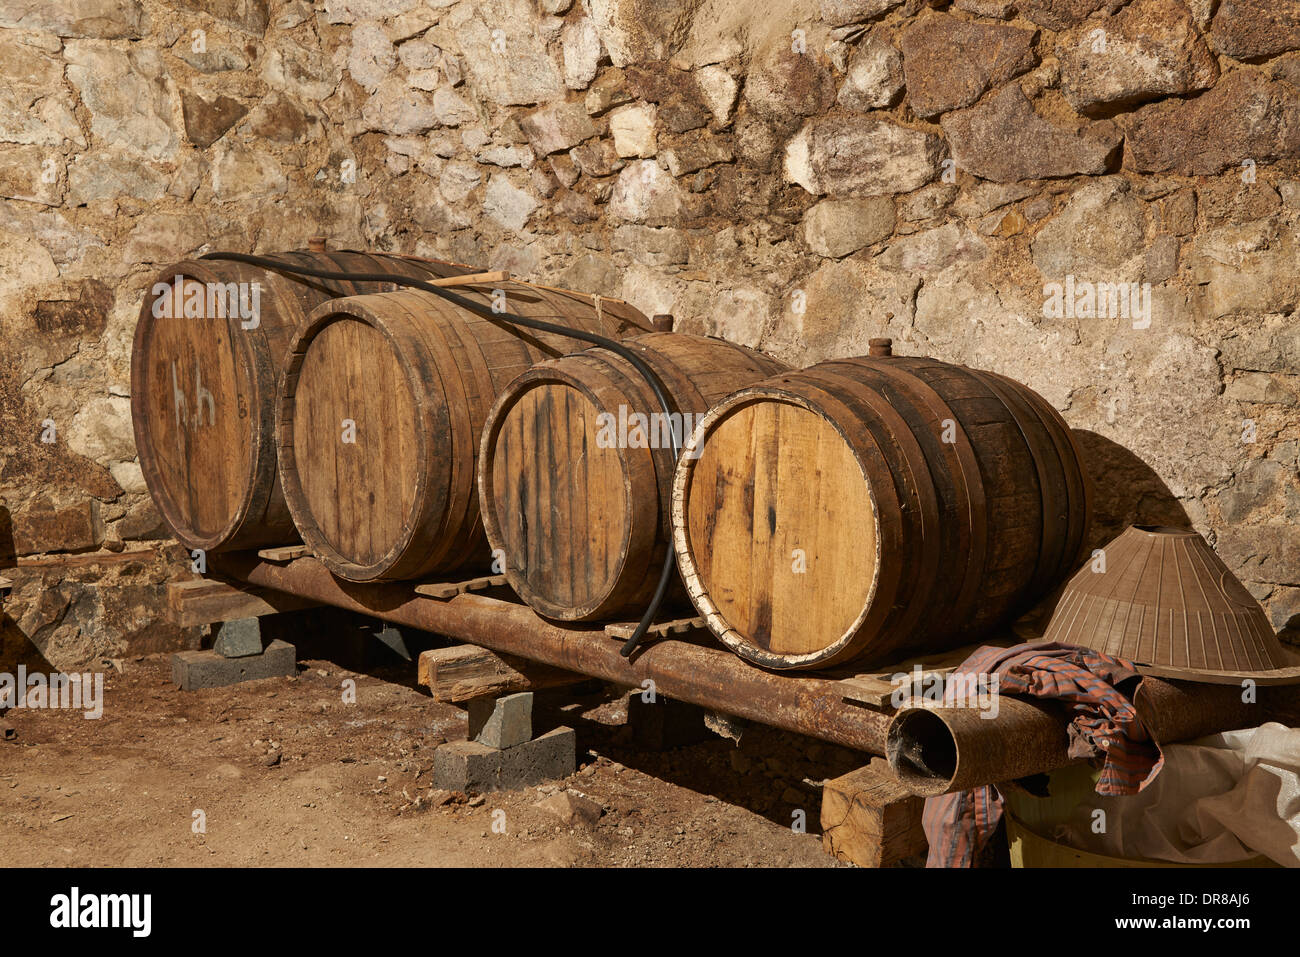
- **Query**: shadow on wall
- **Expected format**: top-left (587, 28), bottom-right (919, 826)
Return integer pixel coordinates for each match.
top-left (0, 506), bottom-right (54, 674)
top-left (0, 506), bottom-right (14, 568)
top-left (1071, 430), bottom-right (1191, 550)
top-left (1015, 431), bottom-right (1193, 636)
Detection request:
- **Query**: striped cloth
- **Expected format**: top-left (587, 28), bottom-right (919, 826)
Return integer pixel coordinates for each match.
top-left (922, 641), bottom-right (1164, 868)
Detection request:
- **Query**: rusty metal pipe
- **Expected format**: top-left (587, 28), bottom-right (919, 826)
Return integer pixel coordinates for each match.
top-left (887, 681), bottom-right (1300, 796)
top-left (212, 554), bottom-right (892, 754)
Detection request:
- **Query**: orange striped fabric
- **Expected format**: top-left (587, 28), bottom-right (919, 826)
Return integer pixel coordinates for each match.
top-left (923, 642), bottom-right (1163, 868)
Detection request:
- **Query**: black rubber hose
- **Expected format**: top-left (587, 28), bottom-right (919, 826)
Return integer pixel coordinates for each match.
top-left (200, 250), bottom-right (678, 656)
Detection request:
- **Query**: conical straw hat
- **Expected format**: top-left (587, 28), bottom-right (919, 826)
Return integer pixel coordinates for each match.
top-left (1042, 525), bottom-right (1300, 685)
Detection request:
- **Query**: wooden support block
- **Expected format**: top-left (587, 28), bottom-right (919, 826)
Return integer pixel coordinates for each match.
top-left (417, 644), bottom-right (585, 703)
top-left (427, 270), bottom-right (509, 287)
top-left (16, 550), bottom-right (155, 569)
top-left (256, 545), bottom-right (310, 563)
top-left (833, 641), bottom-right (1004, 711)
top-left (604, 616), bottom-right (706, 641)
top-left (413, 575), bottom-right (507, 600)
top-left (167, 578), bottom-right (319, 627)
top-left (821, 758), bottom-right (927, 868)
top-left (0, 576), bottom-right (11, 603)
top-left (835, 676), bottom-right (900, 710)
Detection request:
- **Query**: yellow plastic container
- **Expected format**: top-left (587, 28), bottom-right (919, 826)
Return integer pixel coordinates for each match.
top-left (1004, 764), bottom-right (1277, 868)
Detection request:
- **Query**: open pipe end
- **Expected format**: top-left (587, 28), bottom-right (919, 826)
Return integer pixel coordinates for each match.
top-left (887, 707), bottom-right (961, 797)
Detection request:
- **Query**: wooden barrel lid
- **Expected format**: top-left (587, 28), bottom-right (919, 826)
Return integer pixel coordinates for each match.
top-left (479, 367), bottom-right (659, 620)
top-left (132, 262), bottom-right (273, 551)
top-left (278, 294), bottom-right (452, 581)
top-left (673, 390), bottom-right (883, 668)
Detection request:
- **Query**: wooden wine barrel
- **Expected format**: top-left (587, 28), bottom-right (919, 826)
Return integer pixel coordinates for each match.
top-left (131, 248), bottom-right (478, 554)
top-left (478, 333), bottom-right (790, 621)
top-left (672, 351), bottom-right (1091, 670)
top-left (277, 281), bottom-right (653, 582)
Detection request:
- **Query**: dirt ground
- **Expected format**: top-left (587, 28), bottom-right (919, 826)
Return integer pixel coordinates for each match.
top-left (0, 636), bottom-right (871, 867)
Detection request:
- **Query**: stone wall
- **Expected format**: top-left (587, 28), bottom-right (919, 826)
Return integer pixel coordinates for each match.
top-left (1, 0), bottom-right (1298, 669)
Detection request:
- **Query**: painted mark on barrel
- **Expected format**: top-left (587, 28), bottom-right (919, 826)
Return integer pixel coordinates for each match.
top-left (171, 361), bottom-right (216, 429)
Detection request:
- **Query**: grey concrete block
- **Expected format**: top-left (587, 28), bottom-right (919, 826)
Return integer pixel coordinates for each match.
top-left (212, 617), bottom-right (264, 658)
top-left (468, 691), bottom-right (533, 749)
top-left (372, 623), bottom-right (411, 662)
top-left (628, 694), bottom-right (711, 750)
top-left (432, 739), bottom-right (502, 793)
top-left (499, 726), bottom-right (575, 789)
top-left (171, 639), bottom-right (297, 690)
top-left (432, 726), bottom-right (576, 793)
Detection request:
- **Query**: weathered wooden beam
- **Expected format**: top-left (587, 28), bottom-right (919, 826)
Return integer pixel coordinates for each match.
top-left (821, 758), bottom-right (927, 868)
top-left (212, 553), bottom-right (894, 754)
top-left (427, 270), bottom-right (510, 287)
top-left (417, 644), bottom-right (585, 703)
top-left (167, 578), bottom-right (319, 627)
top-left (16, 549), bottom-right (155, 569)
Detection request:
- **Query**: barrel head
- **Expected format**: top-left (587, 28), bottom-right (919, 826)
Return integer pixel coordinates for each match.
top-left (132, 269), bottom-right (259, 551)
top-left (681, 398), bottom-right (878, 663)
top-left (485, 380), bottom-right (635, 620)
top-left (285, 313), bottom-right (427, 577)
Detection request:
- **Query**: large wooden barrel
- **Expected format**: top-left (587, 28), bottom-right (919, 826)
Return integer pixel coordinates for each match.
top-left (672, 352), bottom-right (1091, 670)
top-left (131, 249), bottom-right (479, 553)
top-left (478, 332), bottom-right (790, 621)
top-left (277, 281), bottom-right (652, 582)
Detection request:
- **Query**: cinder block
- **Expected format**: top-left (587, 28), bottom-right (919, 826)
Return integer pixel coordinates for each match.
top-left (627, 694), bottom-right (711, 750)
top-left (212, 617), bottom-right (264, 658)
top-left (171, 639), bottom-right (297, 690)
top-left (468, 691), bottom-right (533, 749)
top-left (432, 739), bottom-right (502, 793)
top-left (499, 726), bottom-right (575, 788)
top-left (432, 726), bottom-right (576, 793)
top-left (371, 623), bottom-right (411, 663)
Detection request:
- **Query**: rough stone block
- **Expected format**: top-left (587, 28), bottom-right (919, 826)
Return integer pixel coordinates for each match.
top-left (433, 726), bottom-right (576, 793)
top-left (432, 739), bottom-right (502, 793)
top-left (371, 623), bottom-right (412, 663)
top-left (468, 691), bottom-right (533, 749)
top-left (212, 617), bottom-right (264, 658)
top-left (171, 639), bottom-right (296, 690)
top-left (498, 726), bottom-right (575, 789)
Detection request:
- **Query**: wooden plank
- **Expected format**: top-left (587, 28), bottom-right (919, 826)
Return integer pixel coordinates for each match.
top-left (167, 577), bottom-right (319, 627)
top-left (426, 270), bottom-right (509, 287)
top-left (256, 545), bottom-right (310, 563)
top-left (416, 644), bottom-right (585, 703)
top-left (414, 575), bottom-right (507, 600)
top-left (604, 616), bottom-right (706, 641)
top-left (834, 637), bottom-right (1019, 710)
top-left (16, 550), bottom-right (156, 569)
top-left (835, 676), bottom-right (900, 709)
top-left (821, 758), bottom-right (927, 868)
